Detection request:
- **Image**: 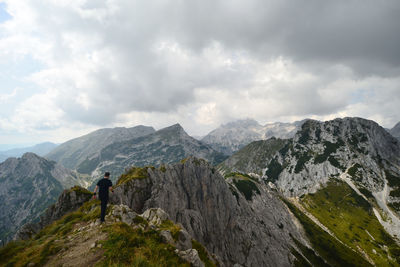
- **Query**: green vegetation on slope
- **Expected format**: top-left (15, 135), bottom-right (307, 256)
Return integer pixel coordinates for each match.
top-left (192, 240), bottom-right (216, 267)
top-left (98, 222), bottom-right (189, 267)
top-left (301, 179), bottom-right (400, 266)
top-left (283, 198), bottom-right (372, 267)
top-left (218, 138), bottom-right (287, 175)
top-left (314, 140), bottom-right (344, 164)
top-left (0, 199), bottom-right (103, 266)
top-left (228, 173), bottom-right (260, 201)
top-left (0, 199), bottom-right (212, 267)
top-left (265, 158), bottom-right (283, 182)
top-left (116, 167), bottom-right (153, 186)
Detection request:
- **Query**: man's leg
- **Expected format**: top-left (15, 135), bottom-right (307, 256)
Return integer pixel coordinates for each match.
top-left (100, 198), bottom-right (108, 222)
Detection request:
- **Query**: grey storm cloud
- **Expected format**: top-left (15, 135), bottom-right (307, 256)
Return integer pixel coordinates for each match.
top-left (3, 0), bottom-right (400, 130)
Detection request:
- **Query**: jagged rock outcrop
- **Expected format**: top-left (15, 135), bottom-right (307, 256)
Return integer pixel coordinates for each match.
top-left (0, 153), bottom-right (87, 242)
top-left (15, 186), bottom-right (93, 240)
top-left (202, 119), bottom-right (305, 155)
top-left (110, 157), bottom-right (307, 267)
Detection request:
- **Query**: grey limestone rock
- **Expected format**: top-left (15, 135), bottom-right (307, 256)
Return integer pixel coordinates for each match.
top-left (175, 249), bottom-right (205, 267)
top-left (111, 157), bottom-right (305, 266)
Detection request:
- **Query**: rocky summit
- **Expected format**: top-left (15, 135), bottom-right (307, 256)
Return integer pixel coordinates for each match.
top-left (390, 121), bottom-right (400, 140)
top-left (202, 118), bottom-right (305, 155)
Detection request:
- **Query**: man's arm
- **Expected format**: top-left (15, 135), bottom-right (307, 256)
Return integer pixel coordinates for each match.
top-left (93, 185), bottom-right (98, 195)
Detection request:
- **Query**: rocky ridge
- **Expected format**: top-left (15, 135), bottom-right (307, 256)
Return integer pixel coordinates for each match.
top-left (88, 124), bottom-right (227, 184)
top-left (262, 117), bottom-right (400, 197)
top-left (110, 157), bottom-right (316, 266)
top-left (0, 142), bottom-right (58, 163)
top-left (390, 121), bottom-right (400, 140)
top-left (202, 118), bottom-right (305, 155)
top-left (5, 186), bottom-right (215, 267)
top-left (46, 125), bottom-right (155, 170)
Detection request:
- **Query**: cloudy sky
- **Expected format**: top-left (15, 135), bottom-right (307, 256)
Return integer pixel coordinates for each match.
top-left (0, 0), bottom-right (399, 146)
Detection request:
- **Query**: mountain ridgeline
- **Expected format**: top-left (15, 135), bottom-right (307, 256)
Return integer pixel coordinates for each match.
top-left (46, 125), bottom-right (156, 170)
top-left (65, 124), bottom-right (228, 185)
top-left (201, 118), bottom-right (305, 155)
top-left (2, 117), bottom-right (400, 266)
top-left (0, 142), bottom-right (58, 163)
top-left (0, 153), bottom-right (88, 242)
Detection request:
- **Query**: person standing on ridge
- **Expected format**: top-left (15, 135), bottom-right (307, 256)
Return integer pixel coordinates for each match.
top-left (93, 172), bottom-right (113, 223)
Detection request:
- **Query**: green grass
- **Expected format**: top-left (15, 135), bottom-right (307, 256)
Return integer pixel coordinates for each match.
top-left (283, 197), bottom-right (372, 267)
top-left (385, 170), bottom-right (400, 188)
top-left (291, 235), bottom-right (326, 266)
top-left (68, 185), bottom-right (93, 196)
top-left (225, 172), bottom-right (258, 183)
top-left (116, 167), bottom-right (153, 186)
top-left (265, 158), bottom-right (283, 182)
top-left (294, 153), bottom-right (312, 173)
top-left (232, 178), bottom-right (260, 201)
top-left (301, 179), bottom-right (400, 266)
top-left (158, 220), bottom-right (181, 241)
top-left (0, 199), bottom-right (105, 266)
top-left (191, 240), bottom-right (216, 267)
top-left (97, 222), bottom-right (190, 267)
top-left (314, 140), bottom-right (344, 164)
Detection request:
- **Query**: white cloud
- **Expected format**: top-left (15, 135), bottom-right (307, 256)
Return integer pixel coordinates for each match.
top-left (0, 88), bottom-right (18, 102)
top-left (0, 0), bottom-right (399, 144)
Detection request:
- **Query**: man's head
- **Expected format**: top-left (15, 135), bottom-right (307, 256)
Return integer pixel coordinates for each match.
top-left (104, 172), bottom-right (110, 178)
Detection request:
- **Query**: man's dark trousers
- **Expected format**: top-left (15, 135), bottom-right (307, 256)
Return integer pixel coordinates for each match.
top-left (100, 196), bottom-right (108, 222)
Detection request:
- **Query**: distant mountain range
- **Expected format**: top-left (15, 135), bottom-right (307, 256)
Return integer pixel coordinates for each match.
top-left (0, 142), bottom-right (58, 163)
top-left (201, 118), bottom-right (306, 155)
top-left (46, 125), bottom-right (155, 170)
top-left (2, 117), bottom-right (400, 266)
top-left (0, 153), bottom-right (88, 242)
top-left (84, 123), bottom-right (227, 185)
top-left (389, 122), bottom-right (400, 140)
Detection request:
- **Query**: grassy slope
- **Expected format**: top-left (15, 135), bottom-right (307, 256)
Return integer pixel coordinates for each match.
top-left (0, 199), bottom-right (207, 267)
top-left (300, 179), bottom-right (400, 266)
top-left (283, 198), bottom-right (372, 267)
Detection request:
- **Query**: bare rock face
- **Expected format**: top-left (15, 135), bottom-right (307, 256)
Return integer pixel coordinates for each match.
top-left (261, 117), bottom-right (400, 197)
top-left (175, 249), bottom-right (205, 267)
top-left (111, 157), bottom-right (306, 267)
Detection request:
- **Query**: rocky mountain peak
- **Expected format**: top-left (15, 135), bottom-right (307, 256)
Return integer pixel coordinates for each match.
top-left (390, 121), bottom-right (400, 139)
top-left (157, 123), bottom-right (186, 136)
top-left (223, 118), bottom-right (260, 128)
top-left (261, 117), bottom-right (400, 197)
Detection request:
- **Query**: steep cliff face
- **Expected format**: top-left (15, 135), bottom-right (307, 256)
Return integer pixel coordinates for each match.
top-left (110, 157), bottom-right (310, 266)
top-left (0, 153), bottom-right (87, 242)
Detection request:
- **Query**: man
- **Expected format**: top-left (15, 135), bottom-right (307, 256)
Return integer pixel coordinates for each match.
top-left (93, 172), bottom-right (113, 223)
